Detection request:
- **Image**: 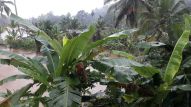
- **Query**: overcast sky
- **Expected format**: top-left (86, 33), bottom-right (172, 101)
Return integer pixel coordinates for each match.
top-left (10, 0), bottom-right (104, 18)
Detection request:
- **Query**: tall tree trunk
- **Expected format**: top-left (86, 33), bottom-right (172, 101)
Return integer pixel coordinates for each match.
top-left (35, 39), bottom-right (42, 55)
top-left (14, 0), bottom-right (18, 15)
top-left (14, 0), bottom-right (22, 37)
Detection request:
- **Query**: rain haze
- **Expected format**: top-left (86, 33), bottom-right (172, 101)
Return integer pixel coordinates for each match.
top-left (10, 0), bottom-right (104, 18)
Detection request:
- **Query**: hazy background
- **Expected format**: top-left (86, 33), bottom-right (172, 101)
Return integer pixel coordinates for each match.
top-left (9, 0), bottom-right (104, 18)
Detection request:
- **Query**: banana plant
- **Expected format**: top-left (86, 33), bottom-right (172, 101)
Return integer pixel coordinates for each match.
top-left (91, 14), bottom-right (191, 106)
top-left (0, 13), bottom-right (137, 107)
top-left (163, 15), bottom-right (191, 85)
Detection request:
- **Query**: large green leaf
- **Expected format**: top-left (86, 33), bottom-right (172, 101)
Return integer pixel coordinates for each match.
top-left (0, 52), bottom-right (39, 71)
top-left (112, 50), bottom-right (135, 60)
top-left (133, 66), bottom-right (160, 78)
top-left (33, 84), bottom-right (47, 107)
top-left (10, 13), bottom-right (39, 31)
top-left (92, 58), bottom-right (142, 82)
top-left (0, 58), bottom-right (30, 70)
top-left (0, 58), bottom-right (49, 86)
top-left (55, 26), bottom-right (96, 76)
top-left (18, 67), bottom-right (49, 86)
top-left (0, 49), bottom-right (50, 86)
top-left (64, 26), bottom-right (96, 66)
top-left (41, 45), bottom-right (59, 77)
top-left (177, 85), bottom-right (191, 91)
top-left (36, 32), bottom-right (63, 56)
top-left (164, 15), bottom-right (191, 84)
top-left (9, 84), bottom-right (32, 106)
top-left (27, 58), bottom-right (49, 77)
top-left (0, 75), bottom-right (31, 85)
top-left (48, 78), bottom-right (81, 107)
top-left (0, 50), bottom-right (29, 64)
top-left (0, 84), bottom-right (32, 107)
top-left (172, 85), bottom-right (191, 91)
top-left (0, 59), bottom-right (11, 65)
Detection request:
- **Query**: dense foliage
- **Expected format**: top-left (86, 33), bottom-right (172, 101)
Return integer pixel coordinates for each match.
top-left (0, 0), bottom-right (191, 107)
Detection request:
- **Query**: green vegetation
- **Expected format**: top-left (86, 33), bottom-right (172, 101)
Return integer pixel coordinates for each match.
top-left (0, 0), bottom-right (191, 107)
top-left (6, 36), bottom-right (36, 50)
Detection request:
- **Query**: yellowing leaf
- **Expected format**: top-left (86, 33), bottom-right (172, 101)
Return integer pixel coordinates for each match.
top-left (122, 94), bottom-right (135, 104)
top-left (63, 36), bottom-right (69, 46)
top-left (164, 15), bottom-right (191, 84)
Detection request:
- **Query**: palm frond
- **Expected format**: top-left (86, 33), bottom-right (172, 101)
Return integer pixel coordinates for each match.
top-left (170, 0), bottom-right (186, 16)
top-left (104, 0), bottom-right (119, 5)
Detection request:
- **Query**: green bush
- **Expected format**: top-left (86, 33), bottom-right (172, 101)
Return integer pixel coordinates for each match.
top-left (6, 37), bottom-right (36, 50)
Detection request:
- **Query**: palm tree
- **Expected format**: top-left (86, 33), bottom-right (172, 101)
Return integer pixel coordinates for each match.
top-left (68, 18), bottom-right (80, 30)
top-left (13, 0), bottom-right (23, 37)
top-left (106, 0), bottom-right (190, 43)
top-left (0, 0), bottom-right (13, 16)
top-left (105, 0), bottom-right (152, 28)
top-left (93, 16), bottom-right (105, 41)
top-left (139, 0), bottom-right (190, 42)
top-left (59, 14), bottom-right (72, 32)
top-left (13, 0), bottom-right (18, 15)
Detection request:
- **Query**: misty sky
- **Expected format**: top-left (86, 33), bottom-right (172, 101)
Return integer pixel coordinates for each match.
top-left (10, 0), bottom-right (104, 18)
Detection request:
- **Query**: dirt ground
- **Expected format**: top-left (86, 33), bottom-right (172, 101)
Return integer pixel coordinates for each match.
top-left (0, 47), bottom-right (36, 101)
